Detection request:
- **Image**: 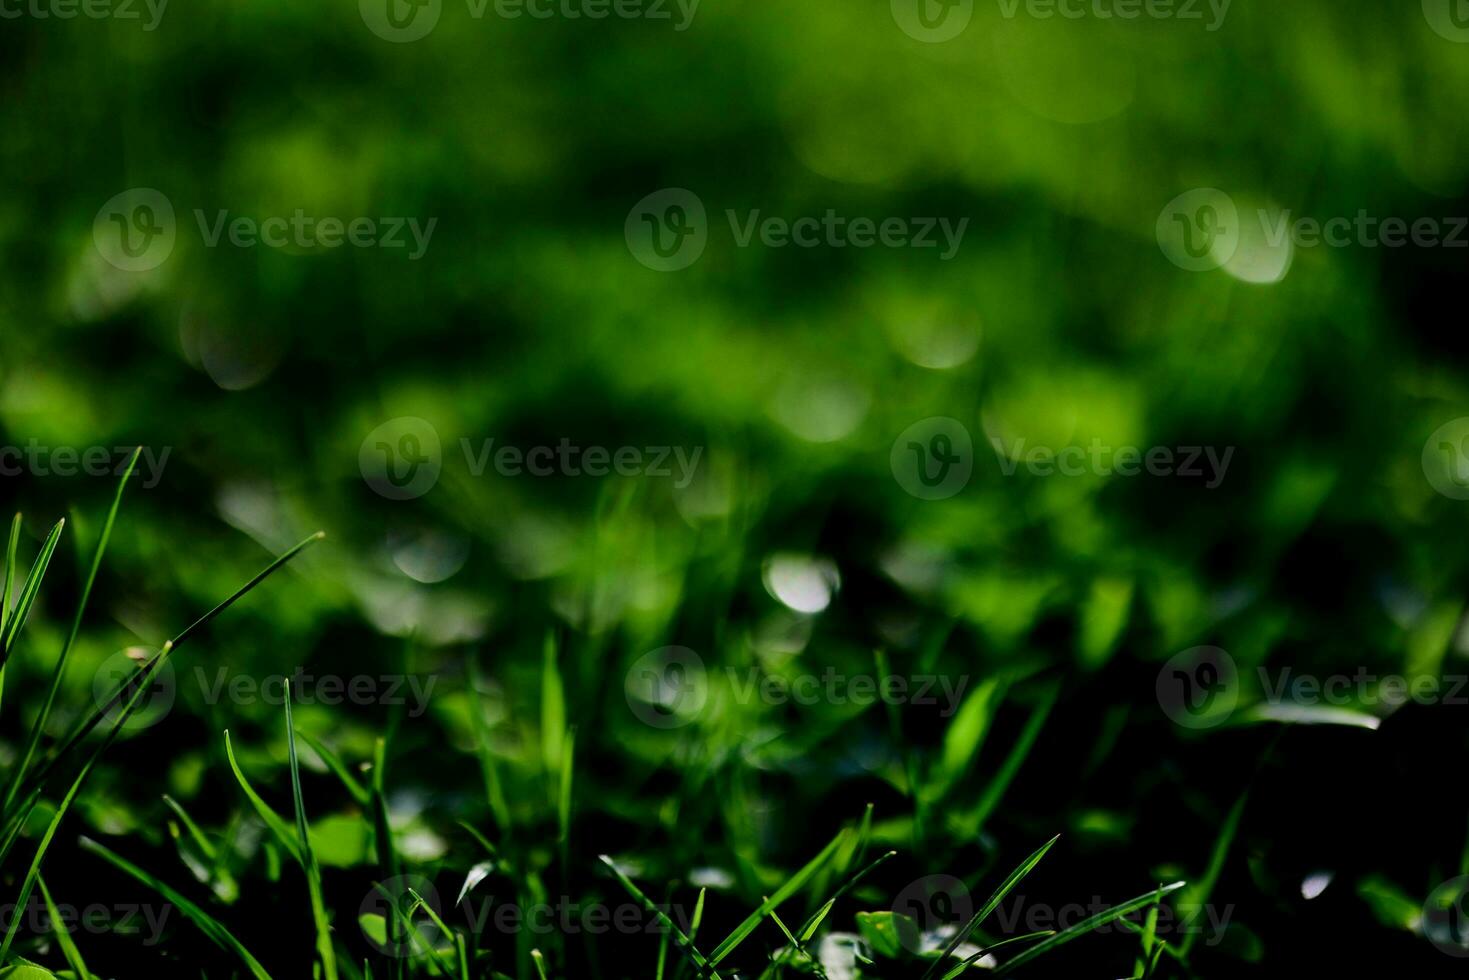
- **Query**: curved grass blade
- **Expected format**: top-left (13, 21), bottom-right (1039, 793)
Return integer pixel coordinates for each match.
top-left (992, 881), bottom-right (1186, 976)
top-left (598, 856), bottom-right (718, 978)
top-left (21, 531), bottom-right (325, 799)
top-left (36, 876), bottom-right (89, 979)
top-left (937, 931), bottom-right (1054, 980)
top-left (286, 680), bottom-right (338, 980)
top-left (5, 452), bottom-right (138, 811)
top-left (79, 836), bottom-right (271, 979)
top-left (0, 513), bottom-right (22, 717)
top-left (294, 730), bottom-right (370, 807)
top-left (223, 730), bottom-right (300, 861)
top-left (0, 518), bottom-right (65, 664)
top-left (921, 835), bottom-right (1059, 980)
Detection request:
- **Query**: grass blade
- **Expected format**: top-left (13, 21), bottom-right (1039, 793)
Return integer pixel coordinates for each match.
top-left (922, 835), bottom-right (1060, 980)
top-left (37, 875), bottom-right (89, 979)
top-left (992, 881), bottom-right (1187, 976)
top-left (598, 856), bottom-right (718, 978)
top-left (708, 829), bottom-right (847, 966)
top-left (0, 518), bottom-right (65, 664)
top-left (286, 680), bottom-right (338, 980)
top-left (79, 836), bottom-right (271, 979)
top-left (22, 531), bottom-right (325, 798)
top-left (5, 452), bottom-right (138, 811)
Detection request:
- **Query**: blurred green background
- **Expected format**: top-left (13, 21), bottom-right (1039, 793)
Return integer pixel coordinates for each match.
top-left (3, 0), bottom-right (1469, 975)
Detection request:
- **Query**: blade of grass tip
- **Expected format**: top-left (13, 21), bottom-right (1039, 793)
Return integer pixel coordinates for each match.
top-left (294, 729), bottom-right (370, 807)
top-left (690, 886), bottom-right (706, 943)
top-left (23, 531), bottom-right (326, 798)
top-left (80, 836), bottom-right (272, 980)
top-left (768, 907), bottom-right (826, 978)
top-left (0, 512), bottom-right (22, 717)
top-left (0, 640), bottom-right (183, 963)
top-left (455, 820), bottom-right (498, 861)
top-left (797, 850), bottom-right (898, 940)
top-left (992, 881), bottom-right (1187, 977)
top-left (5, 452), bottom-right (138, 812)
top-left (1133, 884), bottom-right (1162, 977)
top-left (937, 931), bottom-right (1054, 980)
top-left (224, 730), bottom-right (301, 860)
top-left (531, 949), bottom-right (549, 980)
top-left (0, 517), bottom-right (65, 665)
top-left (708, 829), bottom-right (848, 967)
top-left (1178, 790), bottom-right (1247, 957)
top-left (968, 681), bottom-right (1059, 838)
top-left (371, 881), bottom-right (454, 976)
top-left (287, 680), bottom-right (339, 980)
top-left (598, 856), bottom-right (718, 977)
top-left (0, 513), bottom-right (22, 640)
top-left (37, 875), bottom-right (89, 979)
top-left (163, 794), bottom-right (217, 862)
top-left (408, 887), bottom-right (464, 976)
top-left (922, 834), bottom-right (1061, 980)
